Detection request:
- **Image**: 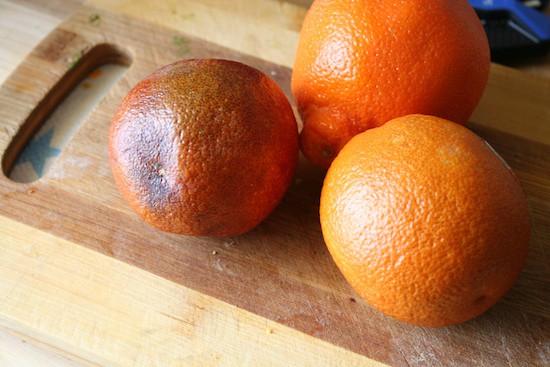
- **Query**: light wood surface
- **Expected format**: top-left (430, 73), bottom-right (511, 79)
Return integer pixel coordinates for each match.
top-left (0, 0), bottom-right (548, 366)
top-left (0, 4), bottom-right (383, 366)
top-left (0, 215), bottom-right (381, 367)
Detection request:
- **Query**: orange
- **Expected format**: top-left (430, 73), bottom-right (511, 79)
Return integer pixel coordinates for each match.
top-left (109, 59), bottom-right (299, 237)
top-left (320, 115), bottom-right (531, 327)
top-left (292, 0), bottom-right (490, 168)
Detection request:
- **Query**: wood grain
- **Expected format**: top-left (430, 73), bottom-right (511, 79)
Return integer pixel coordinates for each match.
top-left (0, 216), bottom-right (382, 367)
top-left (0, 0), bottom-right (87, 68)
top-left (0, 1), bottom-right (548, 366)
top-left (0, 326), bottom-right (96, 367)
top-left (89, 0), bottom-right (307, 69)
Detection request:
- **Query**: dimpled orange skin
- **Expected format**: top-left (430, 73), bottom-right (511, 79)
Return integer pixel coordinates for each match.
top-left (320, 115), bottom-right (531, 327)
top-left (292, 0), bottom-right (491, 168)
top-left (109, 59), bottom-right (299, 237)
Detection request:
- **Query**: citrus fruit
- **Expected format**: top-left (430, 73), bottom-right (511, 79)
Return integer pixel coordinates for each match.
top-left (320, 115), bottom-right (531, 327)
top-left (292, 0), bottom-right (491, 168)
top-left (109, 59), bottom-right (299, 237)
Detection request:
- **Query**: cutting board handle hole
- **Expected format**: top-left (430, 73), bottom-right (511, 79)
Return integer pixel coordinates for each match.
top-left (2, 43), bottom-right (131, 182)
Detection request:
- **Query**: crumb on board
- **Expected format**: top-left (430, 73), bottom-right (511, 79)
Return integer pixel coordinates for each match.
top-left (87, 68), bottom-right (103, 79)
top-left (349, 297), bottom-right (356, 303)
top-left (222, 240), bottom-right (236, 248)
top-left (265, 328), bottom-right (273, 334)
top-left (212, 250), bottom-right (217, 255)
top-left (27, 188), bottom-right (36, 194)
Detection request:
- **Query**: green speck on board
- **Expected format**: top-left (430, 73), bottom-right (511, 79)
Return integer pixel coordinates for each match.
top-left (89, 13), bottom-right (100, 26)
top-left (172, 36), bottom-right (191, 56)
top-left (69, 50), bottom-right (83, 69)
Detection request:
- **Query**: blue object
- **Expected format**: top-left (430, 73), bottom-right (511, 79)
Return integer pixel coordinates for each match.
top-left (468, 0), bottom-right (550, 62)
top-left (15, 128), bottom-right (61, 177)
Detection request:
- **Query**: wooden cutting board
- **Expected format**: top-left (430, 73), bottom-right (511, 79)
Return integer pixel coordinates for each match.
top-left (0, 3), bottom-right (549, 366)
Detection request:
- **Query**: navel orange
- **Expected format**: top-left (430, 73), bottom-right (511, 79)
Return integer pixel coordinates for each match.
top-left (320, 115), bottom-right (531, 327)
top-left (292, 0), bottom-right (491, 168)
top-left (109, 59), bottom-right (299, 237)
